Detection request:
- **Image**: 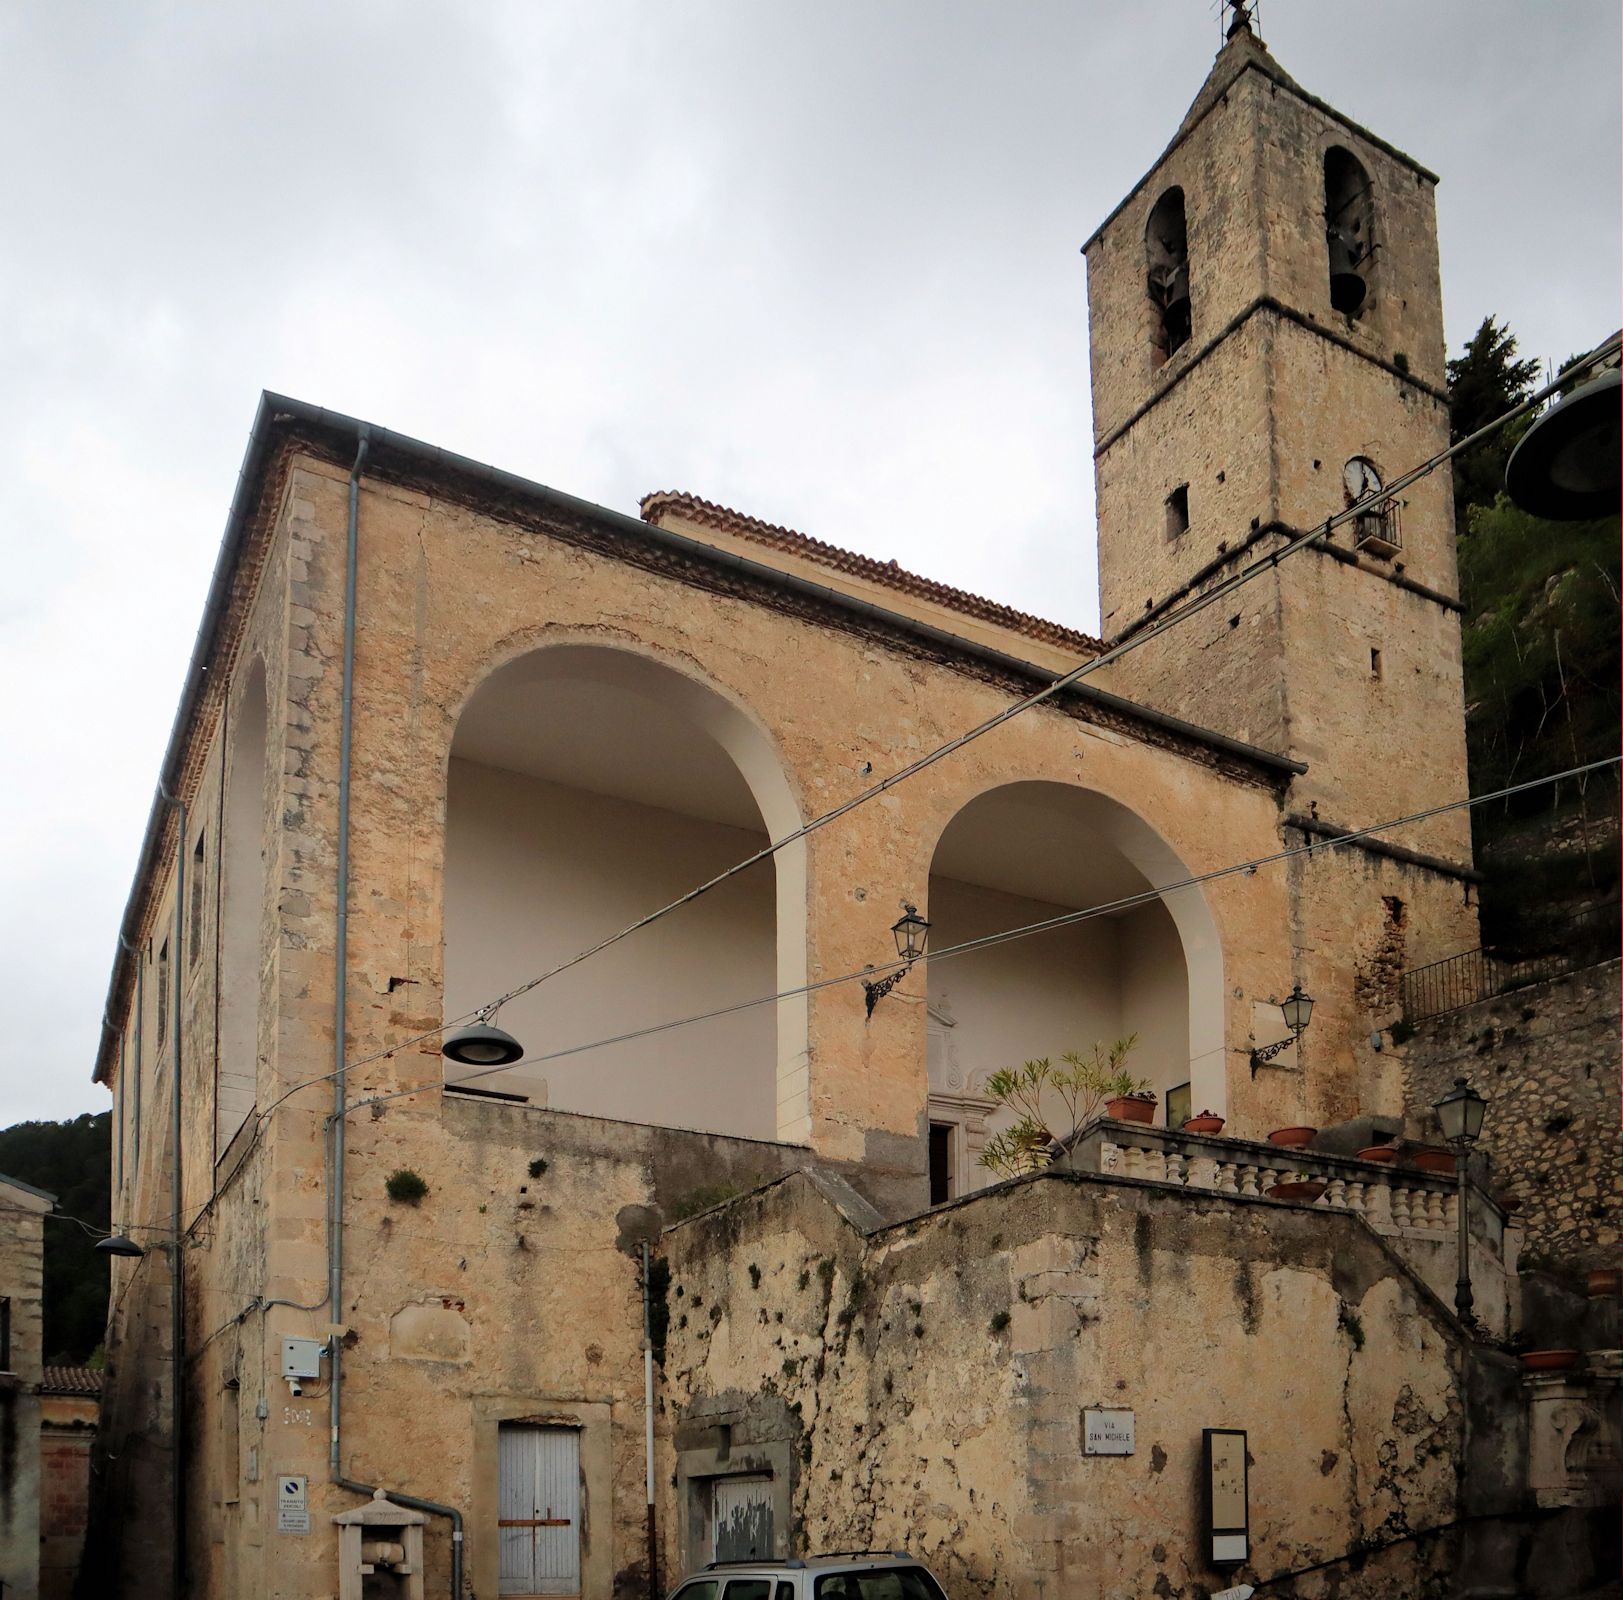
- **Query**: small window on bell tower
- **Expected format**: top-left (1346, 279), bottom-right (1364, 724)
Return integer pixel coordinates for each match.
top-left (1146, 187), bottom-right (1191, 365)
top-left (1324, 147), bottom-right (1374, 318)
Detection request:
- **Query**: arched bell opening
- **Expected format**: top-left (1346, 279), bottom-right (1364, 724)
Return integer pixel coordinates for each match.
top-left (442, 644), bottom-right (807, 1141)
top-left (1324, 146), bottom-right (1374, 319)
top-left (1145, 186), bottom-right (1192, 367)
top-left (923, 781), bottom-right (1225, 1199)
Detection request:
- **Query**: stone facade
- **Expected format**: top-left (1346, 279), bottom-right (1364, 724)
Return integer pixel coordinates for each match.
top-left (0, 1173), bottom-right (52, 1600)
top-left (1402, 959), bottom-right (1622, 1275)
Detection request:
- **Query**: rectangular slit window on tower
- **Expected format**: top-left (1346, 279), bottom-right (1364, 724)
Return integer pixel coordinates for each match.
top-left (1165, 485), bottom-right (1190, 541)
top-left (189, 830), bottom-right (206, 967)
top-left (1370, 647), bottom-right (1383, 680)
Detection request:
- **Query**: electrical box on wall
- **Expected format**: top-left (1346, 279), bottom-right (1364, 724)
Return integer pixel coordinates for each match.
top-left (281, 1337), bottom-right (325, 1380)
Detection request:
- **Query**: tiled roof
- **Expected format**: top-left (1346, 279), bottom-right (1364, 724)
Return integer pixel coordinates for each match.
top-left (639, 491), bottom-right (1102, 658)
top-left (40, 1366), bottom-right (103, 1397)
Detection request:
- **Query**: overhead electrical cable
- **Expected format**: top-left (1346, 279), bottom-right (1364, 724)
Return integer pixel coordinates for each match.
top-left (202, 338), bottom-right (1622, 1150)
top-left (290, 333), bottom-right (1622, 1093)
top-left (336, 755), bottom-right (1620, 1117)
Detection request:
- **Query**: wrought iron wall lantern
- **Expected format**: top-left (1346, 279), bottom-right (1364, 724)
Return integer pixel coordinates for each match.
top-left (862, 903), bottom-right (931, 1018)
top-left (1249, 982), bottom-right (1314, 1074)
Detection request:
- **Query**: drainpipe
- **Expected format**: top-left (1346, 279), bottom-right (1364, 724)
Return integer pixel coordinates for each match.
top-left (642, 1242), bottom-right (658, 1600)
top-left (323, 434), bottom-right (466, 1600)
top-left (163, 788), bottom-right (187, 1600)
top-left (328, 427), bottom-right (368, 1481)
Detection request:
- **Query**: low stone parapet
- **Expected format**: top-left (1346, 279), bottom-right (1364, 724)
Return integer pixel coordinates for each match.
top-left (1069, 1118), bottom-right (1517, 1334)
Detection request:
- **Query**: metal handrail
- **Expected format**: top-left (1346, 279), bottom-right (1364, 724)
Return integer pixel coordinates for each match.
top-left (1400, 901), bottom-right (1619, 1022)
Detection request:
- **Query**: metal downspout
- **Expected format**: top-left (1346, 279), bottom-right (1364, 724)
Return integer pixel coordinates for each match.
top-left (329, 427), bottom-right (368, 1481)
top-left (168, 792), bottom-right (187, 1600)
top-left (642, 1242), bottom-right (658, 1599)
top-left (325, 433), bottom-right (465, 1600)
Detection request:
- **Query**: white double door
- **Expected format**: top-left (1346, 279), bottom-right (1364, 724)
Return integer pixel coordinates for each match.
top-left (499, 1424), bottom-right (582, 1597)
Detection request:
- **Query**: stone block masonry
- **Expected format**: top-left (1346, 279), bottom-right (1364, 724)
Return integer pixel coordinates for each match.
top-left (1402, 959), bottom-right (1621, 1275)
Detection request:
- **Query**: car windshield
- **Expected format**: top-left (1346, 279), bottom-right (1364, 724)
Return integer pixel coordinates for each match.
top-left (813, 1570), bottom-right (946, 1600)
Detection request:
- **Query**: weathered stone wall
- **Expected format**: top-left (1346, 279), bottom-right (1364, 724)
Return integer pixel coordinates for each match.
top-left (0, 1181), bottom-right (48, 1600)
top-left (663, 1168), bottom-right (1472, 1599)
top-left (39, 1392), bottom-right (96, 1600)
top-left (1401, 959), bottom-right (1622, 1275)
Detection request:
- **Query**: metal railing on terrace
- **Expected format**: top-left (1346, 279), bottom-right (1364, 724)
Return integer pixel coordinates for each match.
top-left (1399, 900), bottom-right (1620, 1023)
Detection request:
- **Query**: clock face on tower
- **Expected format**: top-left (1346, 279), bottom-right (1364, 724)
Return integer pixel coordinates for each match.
top-left (1344, 456), bottom-right (1383, 502)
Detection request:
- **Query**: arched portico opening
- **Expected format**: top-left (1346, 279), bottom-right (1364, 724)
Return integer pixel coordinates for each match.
top-left (443, 644), bottom-right (807, 1141)
top-left (924, 781), bottom-right (1224, 1199)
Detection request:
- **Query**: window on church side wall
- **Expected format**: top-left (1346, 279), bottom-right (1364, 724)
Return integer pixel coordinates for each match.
top-left (1325, 147), bottom-right (1374, 319)
top-left (1145, 187), bottom-right (1191, 366)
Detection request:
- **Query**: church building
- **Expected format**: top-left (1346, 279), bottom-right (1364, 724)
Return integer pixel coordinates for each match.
top-left (89, 17), bottom-right (1613, 1600)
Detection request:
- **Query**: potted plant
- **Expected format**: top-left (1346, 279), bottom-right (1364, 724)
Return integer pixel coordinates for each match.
top-left (1519, 1349), bottom-right (1581, 1373)
top-left (1267, 1125), bottom-right (1318, 1149)
top-left (1266, 1172), bottom-right (1327, 1203)
top-left (1586, 1268), bottom-right (1621, 1298)
top-left (1412, 1146), bottom-right (1456, 1175)
top-left (1355, 1142), bottom-right (1399, 1164)
top-left (976, 1036), bottom-right (1141, 1179)
top-left (1104, 1074), bottom-right (1158, 1125)
top-left (1182, 1109), bottom-right (1225, 1135)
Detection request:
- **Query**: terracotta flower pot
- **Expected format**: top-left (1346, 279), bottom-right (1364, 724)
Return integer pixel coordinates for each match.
top-left (1267, 1126), bottom-right (1317, 1149)
top-left (1266, 1179), bottom-right (1327, 1203)
top-left (1355, 1143), bottom-right (1399, 1164)
top-left (1519, 1349), bottom-right (1580, 1373)
top-left (1585, 1268), bottom-right (1621, 1299)
top-left (1106, 1095), bottom-right (1157, 1125)
top-left (1412, 1147), bottom-right (1456, 1175)
top-left (1182, 1114), bottom-right (1225, 1136)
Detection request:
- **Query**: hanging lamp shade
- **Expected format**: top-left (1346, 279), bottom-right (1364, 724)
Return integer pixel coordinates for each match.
top-left (96, 1234), bottom-right (145, 1258)
top-left (1505, 368), bottom-right (1621, 520)
top-left (441, 1020), bottom-right (525, 1068)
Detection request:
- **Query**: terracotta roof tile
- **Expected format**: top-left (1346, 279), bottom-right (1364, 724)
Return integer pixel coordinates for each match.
top-left (40, 1365), bottom-right (103, 1396)
top-left (639, 491), bottom-right (1102, 658)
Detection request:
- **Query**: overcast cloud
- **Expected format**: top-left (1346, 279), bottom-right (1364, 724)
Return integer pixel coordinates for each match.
top-left (2, 1), bottom-right (1618, 1123)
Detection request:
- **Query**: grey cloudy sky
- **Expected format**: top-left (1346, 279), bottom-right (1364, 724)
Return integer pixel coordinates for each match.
top-left (3, 0), bottom-right (1618, 1124)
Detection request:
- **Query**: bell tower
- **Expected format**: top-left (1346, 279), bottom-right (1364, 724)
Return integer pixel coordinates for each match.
top-left (1083, 14), bottom-right (1471, 866)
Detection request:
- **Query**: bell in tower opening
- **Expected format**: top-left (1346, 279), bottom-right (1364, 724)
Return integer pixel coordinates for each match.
top-left (1145, 186), bottom-right (1191, 365)
top-left (1324, 146), bottom-right (1373, 317)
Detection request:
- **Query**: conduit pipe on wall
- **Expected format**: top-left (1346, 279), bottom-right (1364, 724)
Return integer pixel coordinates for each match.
top-left (642, 1241), bottom-right (658, 1600)
top-left (161, 787), bottom-right (187, 1600)
top-left (325, 430), bottom-right (467, 1600)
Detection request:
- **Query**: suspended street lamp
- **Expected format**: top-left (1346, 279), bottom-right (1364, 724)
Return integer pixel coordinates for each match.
top-left (441, 1006), bottom-right (526, 1069)
top-left (1505, 367), bottom-right (1621, 521)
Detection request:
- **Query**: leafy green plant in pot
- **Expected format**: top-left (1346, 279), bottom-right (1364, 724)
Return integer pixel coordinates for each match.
top-left (977, 1035), bottom-right (1141, 1179)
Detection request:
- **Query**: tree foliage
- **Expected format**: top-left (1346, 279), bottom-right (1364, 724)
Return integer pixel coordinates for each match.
top-left (1447, 315), bottom-right (1540, 514)
top-left (977, 1036), bottom-right (1143, 1179)
top-left (0, 1113), bottom-right (111, 1364)
top-left (1449, 317), bottom-right (1621, 945)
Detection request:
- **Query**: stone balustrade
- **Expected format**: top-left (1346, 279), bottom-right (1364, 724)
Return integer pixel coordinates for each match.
top-left (1066, 1118), bottom-right (1516, 1332)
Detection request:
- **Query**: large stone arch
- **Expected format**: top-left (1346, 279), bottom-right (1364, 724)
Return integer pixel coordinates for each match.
top-left (442, 640), bottom-right (809, 1141)
top-left (921, 779), bottom-right (1225, 1190)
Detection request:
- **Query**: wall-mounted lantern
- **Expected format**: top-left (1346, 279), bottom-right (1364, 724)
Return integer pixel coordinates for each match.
top-left (863, 903), bottom-right (931, 1018)
top-left (1249, 983), bottom-right (1313, 1075)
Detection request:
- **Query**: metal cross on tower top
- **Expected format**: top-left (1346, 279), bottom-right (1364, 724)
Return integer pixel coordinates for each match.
top-left (1218, 0), bottom-right (1263, 43)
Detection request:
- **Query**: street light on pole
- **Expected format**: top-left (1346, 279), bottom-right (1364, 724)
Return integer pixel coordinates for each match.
top-left (1435, 1076), bottom-right (1488, 1325)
